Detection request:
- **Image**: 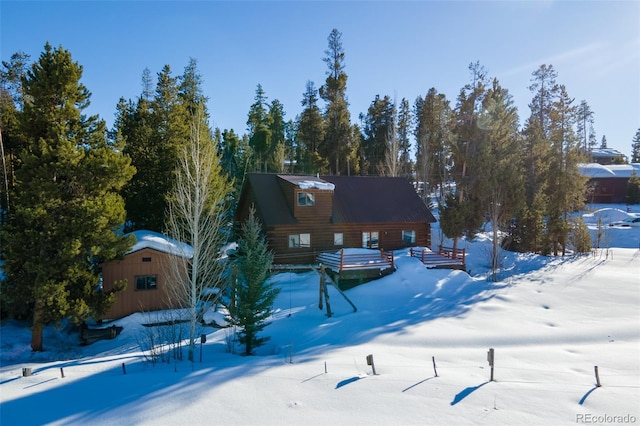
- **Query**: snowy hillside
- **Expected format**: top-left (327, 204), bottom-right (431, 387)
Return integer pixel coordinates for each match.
top-left (0, 204), bottom-right (638, 425)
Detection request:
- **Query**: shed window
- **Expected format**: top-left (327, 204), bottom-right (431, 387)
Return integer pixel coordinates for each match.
top-left (362, 231), bottom-right (379, 249)
top-left (289, 233), bottom-right (311, 248)
top-left (297, 192), bottom-right (315, 206)
top-left (142, 257), bottom-right (152, 262)
top-left (334, 233), bottom-right (343, 246)
top-left (136, 275), bottom-right (157, 290)
top-left (402, 230), bottom-right (416, 244)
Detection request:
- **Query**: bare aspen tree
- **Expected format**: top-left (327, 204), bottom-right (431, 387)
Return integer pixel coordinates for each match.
top-left (165, 105), bottom-right (232, 362)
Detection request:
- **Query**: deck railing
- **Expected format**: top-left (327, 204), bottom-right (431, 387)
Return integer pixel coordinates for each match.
top-left (317, 249), bottom-right (394, 272)
top-left (410, 246), bottom-right (466, 268)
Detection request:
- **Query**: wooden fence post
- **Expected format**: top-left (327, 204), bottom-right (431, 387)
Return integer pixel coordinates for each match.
top-left (432, 356), bottom-right (438, 377)
top-left (487, 348), bottom-right (495, 381)
top-left (366, 354), bottom-right (377, 375)
top-left (594, 365), bottom-right (601, 387)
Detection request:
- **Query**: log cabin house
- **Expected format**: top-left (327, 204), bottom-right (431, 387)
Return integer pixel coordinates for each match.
top-left (100, 230), bottom-right (193, 319)
top-left (580, 163), bottom-right (640, 204)
top-left (234, 173), bottom-right (437, 265)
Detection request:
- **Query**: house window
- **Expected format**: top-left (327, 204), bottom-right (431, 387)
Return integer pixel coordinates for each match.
top-left (142, 257), bottom-right (152, 262)
top-left (297, 192), bottom-right (315, 206)
top-left (289, 233), bottom-right (311, 248)
top-left (136, 275), bottom-right (157, 291)
top-left (402, 230), bottom-right (416, 244)
top-left (334, 233), bottom-right (343, 246)
top-left (362, 231), bottom-right (379, 249)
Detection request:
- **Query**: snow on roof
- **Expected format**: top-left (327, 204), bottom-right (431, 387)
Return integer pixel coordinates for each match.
top-left (579, 162), bottom-right (639, 178)
top-left (127, 230), bottom-right (193, 258)
top-left (590, 148), bottom-right (626, 158)
top-left (297, 180), bottom-right (335, 191)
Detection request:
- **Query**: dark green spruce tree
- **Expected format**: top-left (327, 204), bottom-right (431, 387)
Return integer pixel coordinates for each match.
top-left (1, 43), bottom-right (135, 351)
top-left (246, 84), bottom-right (272, 172)
top-left (295, 80), bottom-right (326, 174)
top-left (319, 28), bottom-right (354, 175)
top-left (228, 208), bottom-right (278, 356)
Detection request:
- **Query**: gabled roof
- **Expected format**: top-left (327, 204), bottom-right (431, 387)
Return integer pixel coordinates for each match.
top-left (241, 173), bottom-right (436, 226)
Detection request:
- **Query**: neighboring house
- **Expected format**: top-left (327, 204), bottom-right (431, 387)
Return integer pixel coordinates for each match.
top-left (586, 148), bottom-right (627, 165)
top-left (234, 173), bottom-right (437, 264)
top-left (579, 163), bottom-right (640, 203)
top-left (100, 230), bottom-right (193, 319)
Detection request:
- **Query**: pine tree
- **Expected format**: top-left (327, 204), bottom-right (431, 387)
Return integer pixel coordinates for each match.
top-left (296, 80), bottom-right (326, 173)
top-left (1, 43), bottom-right (135, 351)
top-left (396, 98), bottom-right (413, 179)
top-left (414, 88), bottom-right (452, 203)
top-left (599, 135), bottom-right (608, 149)
top-left (626, 171), bottom-right (640, 204)
top-left (576, 100), bottom-right (594, 152)
top-left (246, 84), bottom-right (272, 172)
top-left (480, 78), bottom-right (524, 279)
top-left (361, 94), bottom-right (394, 175)
top-left (631, 128), bottom-right (640, 163)
top-left (120, 64), bottom-right (189, 232)
top-left (446, 62), bottom-right (489, 254)
top-left (267, 99), bottom-right (286, 172)
top-left (319, 29), bottom-right (353, 175)
top-left (228, 208), bottom-right (278, 356)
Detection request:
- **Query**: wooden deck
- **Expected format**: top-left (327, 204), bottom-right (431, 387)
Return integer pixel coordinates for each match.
top-left (317, 249), bottom-right (394, 273)
top-left (410, 246), bottom-right (466, 270)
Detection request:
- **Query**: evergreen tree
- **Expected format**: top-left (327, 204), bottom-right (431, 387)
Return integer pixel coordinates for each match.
top-left (119, 64), bottom-right (190, 232)
top-left (515, 65), bottom-right (586, 255)
top-left (361, 94), bottom-right (394, 175)
top-left (246, 84), bottom-right (272, 172)
top-left (0, 52), bottom-right (31, 221)
top-left (626, 171), bottom-right (640, 204)
top-left (296, 81), bottom-right (327, 174)
top-left (445, 62), bottom-right (489, 254)
top-left (576, 100), bottom-right (594, 152)
top-left (267, 99), bottom-right (286, 172)
top-left (396, 98), bottom-right (413, 179)
top-left (631, 128), bottom-right (640, 163)
top-left (228, 208), bottom-right (278, 356)
top-left (414, 88), bottom-right (452, 203)
top-left (1, 43), bottom-right (135, 351)
top-left (599, 135), bottom-right (608, 149)
top-left (319, 29), bottom-right (353, 175)
top-left (480, 78), bottom-right (524, 279)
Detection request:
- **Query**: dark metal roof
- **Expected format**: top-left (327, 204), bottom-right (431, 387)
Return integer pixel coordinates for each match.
top-left (321, 175), bottom-right (436, 224)
top-left (241, 173), bottom-right (436, 226)
top-left (245, 173), bottom-right (297, 226)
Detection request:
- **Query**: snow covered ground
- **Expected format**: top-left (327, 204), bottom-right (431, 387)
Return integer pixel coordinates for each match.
top-left (1, 204), bottom-right (639, 425)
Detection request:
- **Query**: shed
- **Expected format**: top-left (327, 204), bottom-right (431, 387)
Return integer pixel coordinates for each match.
top-left (100, 230), bottom-right (193, 319)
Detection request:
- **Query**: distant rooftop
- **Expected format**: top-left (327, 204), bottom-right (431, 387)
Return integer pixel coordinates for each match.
top-left (579, 163), bottom-right (640, 178)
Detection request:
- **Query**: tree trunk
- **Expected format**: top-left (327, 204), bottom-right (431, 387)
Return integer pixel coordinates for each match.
top-left (31, 298), bottom-right (44, 352)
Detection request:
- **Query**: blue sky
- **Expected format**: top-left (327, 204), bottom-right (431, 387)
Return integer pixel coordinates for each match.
top-left (2, 1), bottom-right (639, 158)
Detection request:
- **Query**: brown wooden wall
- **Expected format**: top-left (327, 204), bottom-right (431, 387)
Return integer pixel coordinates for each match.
top-left (587, 178), bottom-right (630, 203)
top-left (100, 248), bottom-right (184, 319)
top-left (267, 221), bottom-right (432, 264)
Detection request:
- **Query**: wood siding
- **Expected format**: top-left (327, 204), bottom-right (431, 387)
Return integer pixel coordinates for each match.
top-left (100, 248), bottom-right (184, 319)
top-left (587, 177), bottom-right (630, 203)
top-left (267, 222), bottom-right (431, 264)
